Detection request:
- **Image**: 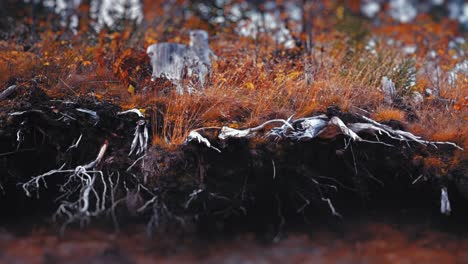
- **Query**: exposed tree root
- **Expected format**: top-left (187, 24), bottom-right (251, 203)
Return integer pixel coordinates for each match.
top-left (0, 85), bottom-right (18, 101)
top-left (0, 94), bottom-right (465, 238)
top-left (187, 114), bottom-right (462, 150)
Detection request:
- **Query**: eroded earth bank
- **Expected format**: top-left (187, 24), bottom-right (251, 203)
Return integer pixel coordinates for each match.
top-left (0, 89), bottom-right (467, 263)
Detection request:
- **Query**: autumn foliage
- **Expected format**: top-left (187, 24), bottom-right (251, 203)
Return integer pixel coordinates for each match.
top-left (0, 1), bottom-right (466, 160)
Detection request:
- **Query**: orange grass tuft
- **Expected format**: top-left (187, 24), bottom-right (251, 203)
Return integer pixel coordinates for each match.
top-left (373, 107), bottom-right (406, 122)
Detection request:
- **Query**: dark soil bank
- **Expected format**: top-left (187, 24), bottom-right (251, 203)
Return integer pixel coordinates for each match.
top-left (0, 93), bottom-right (467, 263)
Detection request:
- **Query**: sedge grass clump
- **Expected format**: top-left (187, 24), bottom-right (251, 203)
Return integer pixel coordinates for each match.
top-left (408, 106), bottom-right (467, 150)
top-left (373, 107), bottom-right (406, 122)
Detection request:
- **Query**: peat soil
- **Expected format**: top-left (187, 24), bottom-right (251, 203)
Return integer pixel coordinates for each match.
top-left (0, 88), bottom-right (467, 263)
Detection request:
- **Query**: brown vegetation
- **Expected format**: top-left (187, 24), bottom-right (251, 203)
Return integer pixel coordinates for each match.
top-left (1, 9), bottom-right (465, 148)
top-left (0, 1), bottom-right (466, 238)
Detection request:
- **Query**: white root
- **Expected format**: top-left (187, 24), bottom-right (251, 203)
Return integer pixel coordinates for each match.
top-left (67, 134), bottom-right (83, 152)
top-left (129, 126), bottom-right (139, 156)
top-left (16, 127), bottom-right (24, 150)
top-left (272, 159), bottom-right (276, 179)
top-left (267, 115), bottom-right (296, 138)
top-left (9, 109), bottom-right (44, 116)
top-left (182, 113), bottom-right (462, 219)
top-left (22, 163), bottom-right (68, 198)
top-left (296, 192), bottom-right (310, 213)
top-left (440, 187), bottom-right (451, 216)
top-left (107, 171), bottom-right (121, 232)
top-left (143, 124), bottom-right (149, 151)
top-left (348, 123), bottom-right (393, 138)
top-left (127, 155), bottom-right (146, 172)
top-left (357, 115), bottom-right (463, 150)
top-left (137, 129), bottom-right (145, 155)
top-left (137, 196), bottom-right (157, 213)
top-left (129, 120), bottom-right (149, 156)
top-left (184, 189), bottom-right (204, 209)
top-left (322, 197), bottom-right (342, 218)
top-left (218, 126), bottom-right (250, 140)
top-left (22, 141), bottom-right (109, 233)
top-left (187, 114), bottom-right (461, 151)
top-left (0, 85), bottom-right (17, 101)
top-left (218, 119), bottom-right (293, 140)
top-left (289, 116), bottom-right (328, 140)
top-left (84, 141), bottom-right (108, 169)
top-left (117, 108), bottom-right (145, 118)
top-left (325, 116), bottom-right (362, 141)
top-left (185, 131), bottom-right (221, 153)
top-left (411, 174), bottom-right (425, 185)
top-left (76, 108), bottom-right (99, 124)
